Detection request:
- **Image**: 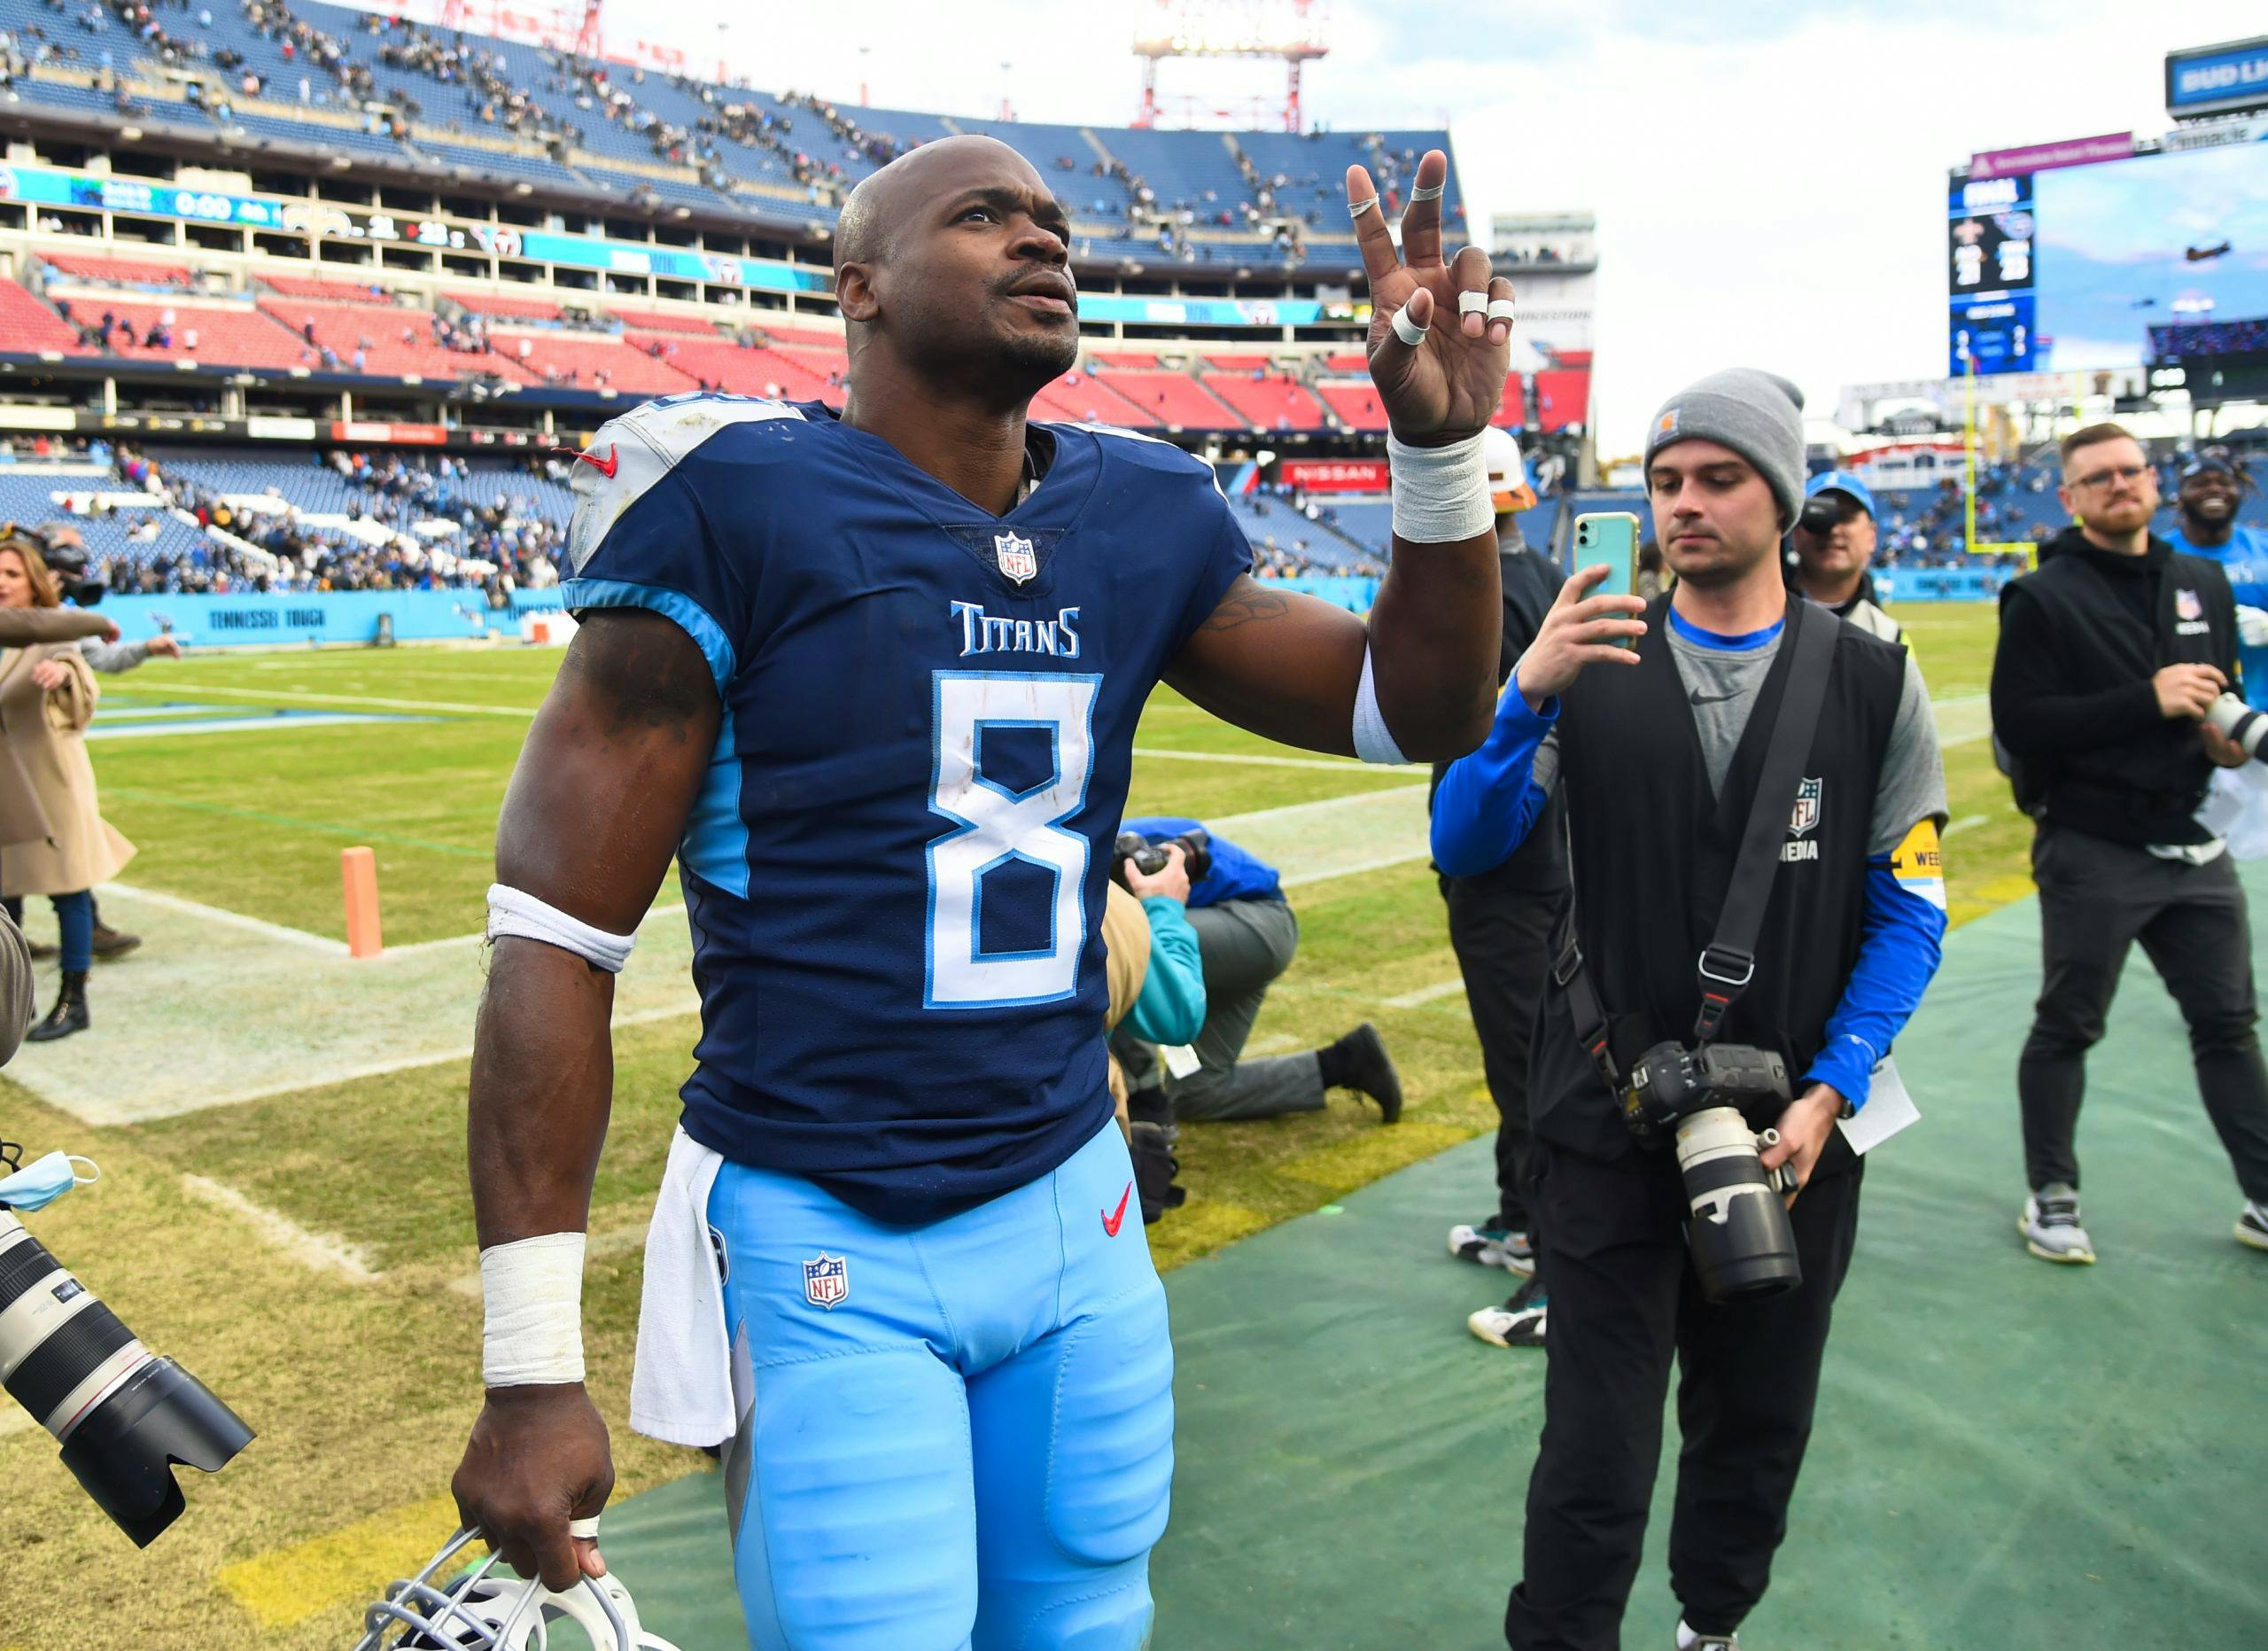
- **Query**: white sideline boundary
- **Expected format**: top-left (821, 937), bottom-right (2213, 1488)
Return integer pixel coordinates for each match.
top-left (102, 881), bottom-right (349, 955)
top-left (178, 1173), bottom-right (381, 1282)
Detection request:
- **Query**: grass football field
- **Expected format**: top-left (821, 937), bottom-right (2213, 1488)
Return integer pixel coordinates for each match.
top-left (0, 601), bottom-right (2020, 1648)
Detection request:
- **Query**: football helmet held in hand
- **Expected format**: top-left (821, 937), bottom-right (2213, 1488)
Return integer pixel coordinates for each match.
top-left (353, 1525), bottom-right (680, 1650)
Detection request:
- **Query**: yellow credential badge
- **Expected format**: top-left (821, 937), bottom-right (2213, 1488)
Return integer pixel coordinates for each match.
top-left (1890, 817), bottom-right (1946, 910)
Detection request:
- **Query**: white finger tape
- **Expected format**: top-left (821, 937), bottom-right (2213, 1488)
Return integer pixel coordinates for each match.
top-left (1457, 291), bottom-right (1487, 316)
top-left (1410, 183), bottom-right (1444, 201)
top-left (1348, 196), bottom-right (1380, 220)
top-left (1487, 299), bottom-right (1518, 323)
top-left (569, 1516), bottom-right (602, 1541)
top-left (1390, 307), bottom-right (1428, 347)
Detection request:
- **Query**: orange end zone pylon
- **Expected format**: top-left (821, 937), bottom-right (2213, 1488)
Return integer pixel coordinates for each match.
top-left (342, 846), bottom-right (383, 958)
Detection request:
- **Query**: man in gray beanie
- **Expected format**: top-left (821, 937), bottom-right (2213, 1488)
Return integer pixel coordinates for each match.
top-left (1432, 368), bottom-right (1948, 1649)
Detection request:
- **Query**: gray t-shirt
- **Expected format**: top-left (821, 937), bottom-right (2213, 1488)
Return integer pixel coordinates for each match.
top-left (1667, 622), bottom-right (1946, 858)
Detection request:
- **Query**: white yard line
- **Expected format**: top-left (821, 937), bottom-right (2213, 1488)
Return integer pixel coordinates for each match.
top-left (178, 1173), bottom-right (381, 1282)
top-left (139, 682), bottom-right (536, 719)
top-left (1279, 849), bottom-right (1433, 887)
top-left (99, 881), bottom-right (349, 955)
top-left (1131, 746), bottom-right (1415, 773)
top-left (1945, 814), bottom-right (1992, 837)
top-left (1382, 977), bottom-right (1468, 1009)
top-left (188, 1000), bottom-right (703, 1110)
top-left (1211, 783), bottom-right (1429, 832)
top-left (382, 902), bottom-right (688, 958)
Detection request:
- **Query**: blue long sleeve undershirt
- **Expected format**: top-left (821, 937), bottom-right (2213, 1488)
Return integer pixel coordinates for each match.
top-left (1430, 684), bottom-right (1556, 877)
top-left (1428, 677), bottom-right (1946, 1112)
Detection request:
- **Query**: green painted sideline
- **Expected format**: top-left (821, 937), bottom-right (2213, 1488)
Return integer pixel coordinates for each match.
top-left (598, 868), bottom-right (2268, 1651)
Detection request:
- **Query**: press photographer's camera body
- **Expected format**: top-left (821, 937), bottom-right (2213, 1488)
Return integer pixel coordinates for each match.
top-left (1619, 1040), bottom-right (1802, 1302)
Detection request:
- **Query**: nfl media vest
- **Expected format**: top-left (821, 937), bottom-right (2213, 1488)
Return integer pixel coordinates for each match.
top-left (1531, 595), bottom-right (1909, 1162)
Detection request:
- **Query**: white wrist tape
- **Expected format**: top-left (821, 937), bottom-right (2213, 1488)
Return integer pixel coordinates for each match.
top-left (481, 1232), bottom-right (586, 1388)
top-left (486, 884), bottom-right (637, 973)
top-left (1387, 430), bottom-right (1493, 544)
top-left (1351, 647), bottom-right (1410, 766)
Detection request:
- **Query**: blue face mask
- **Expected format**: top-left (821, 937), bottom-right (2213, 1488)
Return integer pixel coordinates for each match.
top-left (0, 1151), bottom-right (97, 1213)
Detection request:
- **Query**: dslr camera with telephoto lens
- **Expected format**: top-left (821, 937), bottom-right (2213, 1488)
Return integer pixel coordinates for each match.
top-left (1619, 1040), bottom-right (1804, 1303)
top-left (2207, 692), bottom-right (2268, 761)
top-left (0, 1143), bottom-right (252, 1546)
top-left (1111, 827), bottom-right (1212, 891)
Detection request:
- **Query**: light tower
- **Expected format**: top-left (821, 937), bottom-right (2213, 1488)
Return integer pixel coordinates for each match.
top-left (1132, 0), bottom-right (1330, 131)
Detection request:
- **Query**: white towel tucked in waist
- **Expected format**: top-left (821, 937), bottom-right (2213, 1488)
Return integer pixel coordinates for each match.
top-left (629, 1125), bottom-right (734, 1448)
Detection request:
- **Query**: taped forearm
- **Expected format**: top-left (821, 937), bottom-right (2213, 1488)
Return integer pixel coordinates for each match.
top-left (1431, 689), bottom-right (1556, 876)
top-left (1126, 896), bottom-right (1207, 1046)
top-left (1804, 859), bottom-right (1947, 1109)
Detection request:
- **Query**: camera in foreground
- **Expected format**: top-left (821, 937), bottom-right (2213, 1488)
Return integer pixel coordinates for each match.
top-left (2206, 693), bottom-right (2268, 762)
top-left (1620, 1041), bottom-right (1803, 1303)
top-left (1111, 826), bottom-right (1212, 891)
top-left (0, 1208), bottom-right (252, 1545)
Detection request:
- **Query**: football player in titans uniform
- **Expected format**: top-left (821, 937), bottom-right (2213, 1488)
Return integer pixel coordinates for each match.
top-left (452, 134), bottom-right (1526, 1651)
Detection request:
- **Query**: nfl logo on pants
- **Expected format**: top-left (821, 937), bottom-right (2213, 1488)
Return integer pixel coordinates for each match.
top-left (803, 1252), bottom-right (848, 1310)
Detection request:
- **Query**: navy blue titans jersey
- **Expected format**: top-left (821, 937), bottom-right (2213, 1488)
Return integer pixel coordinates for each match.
top-left (562, 393), bottom-right (1252, 1223)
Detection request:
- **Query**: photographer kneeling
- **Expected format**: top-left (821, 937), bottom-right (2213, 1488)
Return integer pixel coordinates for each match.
top-left (1114, 816), bottom-right (1402, 1125)
top-left (1434, 370), bottom-right (1948, 1651)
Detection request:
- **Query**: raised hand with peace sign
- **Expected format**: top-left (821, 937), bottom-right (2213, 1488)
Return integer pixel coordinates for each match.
top-left (1347, 150), bottom-right (1514, 448)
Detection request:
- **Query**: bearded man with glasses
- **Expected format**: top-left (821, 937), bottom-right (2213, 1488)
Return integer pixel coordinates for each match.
top-left (1990, 423), bottom-right (2268, 1266)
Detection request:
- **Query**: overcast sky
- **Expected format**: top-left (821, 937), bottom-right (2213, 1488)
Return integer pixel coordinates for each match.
top-left (610, 1), bottom-right (2263, 453)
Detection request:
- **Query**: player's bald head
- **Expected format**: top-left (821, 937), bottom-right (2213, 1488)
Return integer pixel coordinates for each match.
top-left (835, 136), bottom-right (1053, 272)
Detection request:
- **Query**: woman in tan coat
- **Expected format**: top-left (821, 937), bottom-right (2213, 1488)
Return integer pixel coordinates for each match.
top-left (0, 534), bottom-right (134, 1040)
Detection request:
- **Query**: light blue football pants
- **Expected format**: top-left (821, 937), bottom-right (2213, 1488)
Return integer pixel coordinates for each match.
top-left (709, 1119), bottom-right (1173, 1651)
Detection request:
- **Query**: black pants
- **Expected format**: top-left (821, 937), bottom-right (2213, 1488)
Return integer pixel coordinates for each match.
top-left (1505, 1141), bottom-right (1864, 1651)
top-left (2017, 826), bottom-right (2268, 1203)
top-left (1440, 874), bottom-right (1564, 1231)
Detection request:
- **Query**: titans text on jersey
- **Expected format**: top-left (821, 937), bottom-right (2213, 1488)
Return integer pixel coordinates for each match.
top-left (562, 393), bottom-right (1252, 1222)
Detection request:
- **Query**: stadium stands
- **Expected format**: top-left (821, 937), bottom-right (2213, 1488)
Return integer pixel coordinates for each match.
top-left (1202, 371), bottom-right (1329, 432)
top-left (0, 280), bottom-right (89, 354)
top-left (1316, 381), bottom-right (1387, 432)
top-left (1086, 370), bottom-right (1242, 431)
top-left (447, 290), bottom-right (568, 323)
top-left (39, 253), bottom-right (194, 287)
top-left (497, 331), bottom-right (699, 394)
top-left (257, 298), bottom-right (516, 379)
top-left (66, 300), bottom-right (306, 369)
top-left (605, 304), bottom-right (726, 335)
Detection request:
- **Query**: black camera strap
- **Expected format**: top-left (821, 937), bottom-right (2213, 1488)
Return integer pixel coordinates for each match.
top-left (1555, 597), bottom-right (1838, 1086)
top-left (1692, 599), bottom-right (1836, 1043)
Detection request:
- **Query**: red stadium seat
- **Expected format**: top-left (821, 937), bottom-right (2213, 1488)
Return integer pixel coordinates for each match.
top-left (1533, 368), bottom-right (1588, 431)
top-left (41, 252), bottom-right (194, 286)
top-left (1494, 375), bottom-right (1529, 429)
top-left (1204, 352), bottom-right (1272, 370)
top-left (498, 330), bottom-right (702, 394)
top-left (606, 304), bottom-right (726, 335)
top-left (1086, 350), bottom-right (1160, 370)
top-left (260, 274), bottom-right (400, 303)
top-left (1090, 370), bottom-right (1242, 430)
top-left (1316, 380), bottom-right (1387, 432)
top-left (1201, 371), bottom-right (1327, 431)
top-left (0, 280), bottom-right (89, 354)
top-left (447, 289), bottom-right (569, 322)
top-left (1322, 351), bottom-right (1369, 372)
top-left (257, 299), bottom-right (528, 379)
top-left (74, 299), bottom-right (308, 369)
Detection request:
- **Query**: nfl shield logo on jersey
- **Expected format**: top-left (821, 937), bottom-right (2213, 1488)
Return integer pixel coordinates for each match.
top-left (2176, 588), bottom-right (2203, 623)
top-left (1789, 777), bottom-right (1822, 837)
top-left (803, 1252), bottom-right (848, 1310)
top-left (994, 531), bottom-right (1038, 585)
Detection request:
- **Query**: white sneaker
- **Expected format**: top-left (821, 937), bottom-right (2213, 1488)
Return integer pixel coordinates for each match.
top-left (1675, 1622), bottom-right (1738, 1650)
top-left (2021, 1184), bottom-right (2096, 1265)
top-left (1467, 1277), bottom-right (1547, 1347)
top-left (1448, 1221), bottom-right (1536, 1275)
top-left (2237, 1201), bottom-right (2268, 1252)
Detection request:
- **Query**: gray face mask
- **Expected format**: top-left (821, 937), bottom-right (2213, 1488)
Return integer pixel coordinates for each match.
top-left (0, 1151), bottom-right (98, 1213)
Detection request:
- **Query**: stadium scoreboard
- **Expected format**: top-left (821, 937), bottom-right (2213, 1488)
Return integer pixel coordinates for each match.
top-left (1948, 126), bottom-right (2268, 400)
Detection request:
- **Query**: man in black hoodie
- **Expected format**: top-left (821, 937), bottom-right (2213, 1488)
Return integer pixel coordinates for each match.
top-left (1991, 422), bottom-right (2268, 1266)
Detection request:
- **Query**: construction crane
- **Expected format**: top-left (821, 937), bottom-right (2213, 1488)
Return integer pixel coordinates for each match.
top-left (1132, 0), bottom-right (1330, 131)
